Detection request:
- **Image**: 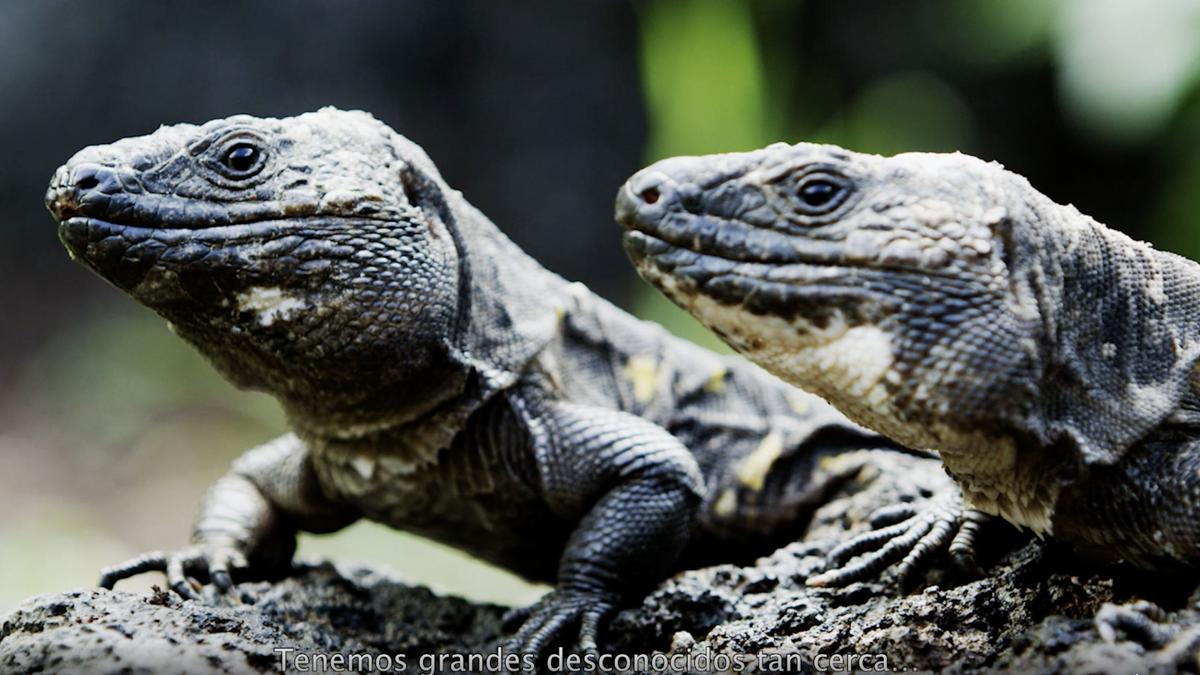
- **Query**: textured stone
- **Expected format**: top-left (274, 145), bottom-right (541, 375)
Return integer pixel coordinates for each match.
top-left (4, 452), bottom-right (1198, 674)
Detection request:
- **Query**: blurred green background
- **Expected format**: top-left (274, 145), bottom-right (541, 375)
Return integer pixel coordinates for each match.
top-left (4, 0), bottom-right (1200, 613)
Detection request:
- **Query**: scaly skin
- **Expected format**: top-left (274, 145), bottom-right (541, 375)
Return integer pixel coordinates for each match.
top-left (44, 110), bottom-right (907, 656)
top-left (616, 142), bottom-right (1200, 588)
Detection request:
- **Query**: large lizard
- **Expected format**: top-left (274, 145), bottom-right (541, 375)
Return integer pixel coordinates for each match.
top-left (44, 109), bottom-right (910, 657)
top-left (617, 142), bottom-right (1200, 591)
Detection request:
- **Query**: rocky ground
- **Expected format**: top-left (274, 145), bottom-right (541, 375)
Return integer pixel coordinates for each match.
top-left (3, 452), bottom-right (1199, 674)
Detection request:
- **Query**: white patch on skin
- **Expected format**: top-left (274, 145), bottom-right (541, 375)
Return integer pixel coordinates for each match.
top-left (704, 365), bottom-right (728, 393)
top-left (235, 286), bottom-right (308, 326)
top-left (286, 123), bottom-right (313, 144)
top-left (566, 281), bottom-right (591, 301)
top-left (736, 428), bottom-right (785, 491)
top-left (623, 355), bottom-right (660, 403)
top-left (322, 418), bottom-right (410, 442)
top-left (713, 488), bottom-right (738, 518)
top-left (963, 486), bottom-right (1057, 535)
top-left (640, 267), bottom-right (892, 423)
top-left (1147, 268), bottom-right (1167, 304)
top-left (785, 389), bottom-right (814, 415)
top-left (772, 325), bottom-right (894, 403)
top-left (351, 452), bottom-right (377, 480)
top-left (1123, 381), bottom-right (1177, 432)
top-left (981, 206), bottom-right (1007, 227)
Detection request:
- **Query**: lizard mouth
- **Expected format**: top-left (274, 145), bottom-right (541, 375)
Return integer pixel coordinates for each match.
top-left (59, 214), bottom-right (295, 240)
top-left (57, 214), bottom-right (317, 260)
top-left (57, 212), bottom-right (386, 244)
top-left (56, 215), bottom-right (290, 291)
top-left (55, 214), bottom-right (380, 294)
top-left (622, 226), bottom-right (856, 290)
top-left (622, 228), bottom-right (895, 321)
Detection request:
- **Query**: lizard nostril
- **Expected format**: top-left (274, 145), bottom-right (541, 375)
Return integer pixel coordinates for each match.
top-left (640, 187), bottom-right (660, 205)
top-left (76, 175), bottom-right (100, 191)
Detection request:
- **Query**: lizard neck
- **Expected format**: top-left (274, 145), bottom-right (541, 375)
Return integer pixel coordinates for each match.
top-left (283, 354), bottom-right (473, 442)
top-left (299, 366), bottom-right (486, 461)
top-left (440, 192), bottom-right (576, 393)
top-left (1016, 199), bottom-right (1200, 464)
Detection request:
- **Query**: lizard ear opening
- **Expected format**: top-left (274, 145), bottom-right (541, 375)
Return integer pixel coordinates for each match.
top-left (388, 138), bottom-right (572, 398)
top-left (400, 169), bottom-right (422, 209)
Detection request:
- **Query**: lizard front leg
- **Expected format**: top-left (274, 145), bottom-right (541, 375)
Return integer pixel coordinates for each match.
top-left (506, 399), bottom-right (703, 658)
top-left (100, 433), bottom-right (357, 598)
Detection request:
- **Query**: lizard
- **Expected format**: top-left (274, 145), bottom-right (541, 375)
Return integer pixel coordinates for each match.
top-left (43, 108), bottom-right (913, 657)
top-left (616, 141), bottom-right (1200, 593)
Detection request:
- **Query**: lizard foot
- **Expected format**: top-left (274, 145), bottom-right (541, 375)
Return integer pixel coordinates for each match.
top-left (99, 544), bottom-right (252, 601)
top-left (806, 492), bottom-right (990, 588)
top-left (504, 588), bottom-right (618, 661)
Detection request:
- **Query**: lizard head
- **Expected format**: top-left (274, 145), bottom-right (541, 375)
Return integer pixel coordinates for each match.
top-left (616, 143), bottom-right (1046, 455)
top-left (46, 108), bottom-right (464, 433)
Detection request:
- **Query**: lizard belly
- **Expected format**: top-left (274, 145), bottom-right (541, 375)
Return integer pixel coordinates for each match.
top-left (310, 440), bottom-right (568, 582)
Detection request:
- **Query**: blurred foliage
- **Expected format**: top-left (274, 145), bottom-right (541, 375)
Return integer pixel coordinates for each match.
top-left (1056, 0), bottom-right (1200, 142)
top-left (8, 0), bottom-right (1200, 613)
top-left (820, 71), bottom-right (974, 154)
top-left (929, 0), bottom-right (1054, 68)
top-left (633, 0), bottom-right (771, 349)
top-left (638, 0), bottom-right (770, 158)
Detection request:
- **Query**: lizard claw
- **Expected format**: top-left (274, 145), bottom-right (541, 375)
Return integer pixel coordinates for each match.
top-left (807, 492), bottom-right (990, 588)
top-left (99, 545), bottom-right (250, 600)
top-left (504, 588), bottom-right (617, 662)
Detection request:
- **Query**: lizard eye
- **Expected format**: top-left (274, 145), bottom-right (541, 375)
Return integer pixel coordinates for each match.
top-left (799, 180), bottom-right (839, 207)
top-left (785, 171), bottom-right (853, 218)
top-left (221, 143), bottom-right (262, 175)
top-left (200, 131), bottom-right (271, 186)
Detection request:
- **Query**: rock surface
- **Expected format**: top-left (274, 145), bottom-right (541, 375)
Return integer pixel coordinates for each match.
top-left (4, 452), bottom-right (1199, 674)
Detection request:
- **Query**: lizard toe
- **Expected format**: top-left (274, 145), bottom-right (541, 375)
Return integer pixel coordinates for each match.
top-left (808, 509), bottom-right (936, 587)
top-left (102, 543), bottom-right (253, 600)
top-left (868, 502), bottom-right (919, 528)
top-left (808, 492), bottom-right (987, 588)
top-left (99, 551), bottom-right (169, 590)
top-left (948, 508), bottom-right (990, 576)
top-left (578, 604), bottom-right (615, 661)
top-left (166, 551), bottom-right (202, 601)
top-left (207, 548), bottom-right (247, 592)
top-left (505, 589), bottom-right (617, 661)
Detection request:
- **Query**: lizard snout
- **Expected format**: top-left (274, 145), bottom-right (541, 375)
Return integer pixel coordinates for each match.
top-left (44, 162), bottom-right (128, 223)
top-left (616, 167), bottom-right (708, 238)
top-left (616, 169), bottom-right (677, 227)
